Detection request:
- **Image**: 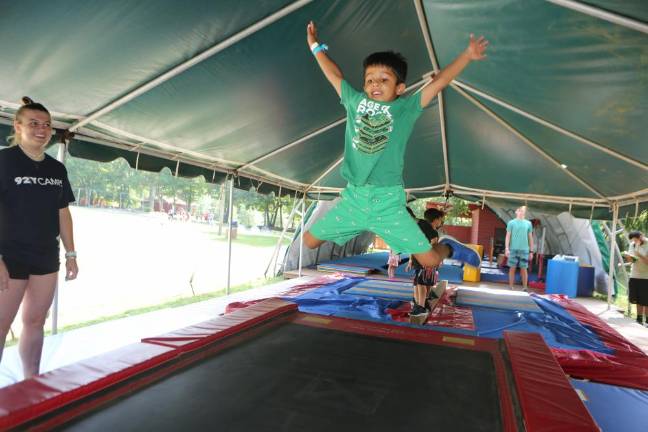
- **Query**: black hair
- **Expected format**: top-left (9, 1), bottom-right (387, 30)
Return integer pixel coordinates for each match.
top-left (405, 206), bottom-right (416, 219)
top-left (628, 231), bottom-right (643, 240)
top-left (363, 51), bottom-right (408, 84)
top-left (424, 208), bottom-right (445, 222)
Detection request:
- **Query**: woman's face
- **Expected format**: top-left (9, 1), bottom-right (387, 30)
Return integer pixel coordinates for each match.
top-left (14, 109), bottom-right (53, 149)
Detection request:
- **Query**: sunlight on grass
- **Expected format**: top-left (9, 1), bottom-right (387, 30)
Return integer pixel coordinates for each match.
top-left (5, 276), bottom-right (284, 347)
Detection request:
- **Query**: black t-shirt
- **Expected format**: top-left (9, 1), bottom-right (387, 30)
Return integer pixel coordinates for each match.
top-left (412, 219), bottom-right (438, 269)
top-left (0, 146), bottom-right (75, 266)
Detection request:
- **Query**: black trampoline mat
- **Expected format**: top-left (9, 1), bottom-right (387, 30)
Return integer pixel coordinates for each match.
top-left (60, 321), bottom-right (503, 432)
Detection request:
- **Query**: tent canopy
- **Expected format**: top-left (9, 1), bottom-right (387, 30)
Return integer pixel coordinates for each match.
top-left (1, 0), bottom-right (646, 211)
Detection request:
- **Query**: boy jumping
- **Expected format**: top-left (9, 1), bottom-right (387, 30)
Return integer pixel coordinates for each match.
top-left (303, 21), bottom-right (488, 273)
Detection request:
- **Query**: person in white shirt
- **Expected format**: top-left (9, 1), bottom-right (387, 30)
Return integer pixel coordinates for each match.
top-left (624, 231), bottom-right (648, 326)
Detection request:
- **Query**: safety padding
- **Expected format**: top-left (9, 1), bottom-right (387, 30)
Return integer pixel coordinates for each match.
top-left (504, 331), bottom-right (599, 431)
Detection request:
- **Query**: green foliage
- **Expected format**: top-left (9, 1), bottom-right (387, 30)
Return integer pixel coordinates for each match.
top-left (618, 210), bottom-right (648, 251)
top-left (58, 154), bottom-right (300, 230)
top-left (408, 196), bottom-right (471, 226)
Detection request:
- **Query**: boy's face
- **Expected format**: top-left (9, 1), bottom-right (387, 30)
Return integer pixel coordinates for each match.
top-left (515, 207), bottom-right (526, 219)
top-left (363, 65), bottom-right (406, 102)
top-left (431, 217), bottom-right (444, 229)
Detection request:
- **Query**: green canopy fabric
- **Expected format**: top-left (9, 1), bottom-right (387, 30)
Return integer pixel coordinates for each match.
top-left (1, 0), bottom-right (646, 214)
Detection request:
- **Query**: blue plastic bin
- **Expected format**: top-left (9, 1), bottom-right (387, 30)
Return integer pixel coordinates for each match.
top-left (546, 256), bottom-right (579, 297)
top-left (577, 265), bottom-right (595, 297)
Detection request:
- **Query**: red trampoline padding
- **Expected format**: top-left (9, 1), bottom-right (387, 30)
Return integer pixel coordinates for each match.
top-left (547, 295), bottom-right (648, 391)
top-left (142, 298), bottom-right (296, 350)
top-left (0, 298), bottom-right (297, 431)
top-left (504, 332), bottom-right (599, 432)
top-left (0, 343), bottom-right (175, 431)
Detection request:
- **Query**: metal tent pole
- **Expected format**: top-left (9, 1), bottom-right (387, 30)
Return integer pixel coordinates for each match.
top-left (226, 175), bottom-right (234, 294)
top-left (298, 193), bottom-right (306, 277)
top-left (264, 196), bottom-right (302, 278)
top-left (52, 139), bottom-right (67, 335)
top-left (607, 203), bottom-right (619, 309)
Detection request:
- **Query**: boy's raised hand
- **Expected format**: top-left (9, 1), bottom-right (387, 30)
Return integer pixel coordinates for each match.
top-left (466, 34), bottom-right (489, 60)
top-left (307, 21), bottom-right (318, 46)
top-left (306, 20), bottom-right (343, 96)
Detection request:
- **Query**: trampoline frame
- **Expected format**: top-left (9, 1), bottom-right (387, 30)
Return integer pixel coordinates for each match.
top-left (0, 298), bottom-right (597, 431)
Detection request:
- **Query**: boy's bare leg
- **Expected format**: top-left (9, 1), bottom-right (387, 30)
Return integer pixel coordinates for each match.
top-left (412, 244), bottom-right (451, 268)
top-left (303, 231), bottom-right (326, 249)
top-left (520, 268), bottom-right (529, 290)
top-left (414, 284), bottom-right (427, 307)
top-left (508, 266), bottom-right (516, 289)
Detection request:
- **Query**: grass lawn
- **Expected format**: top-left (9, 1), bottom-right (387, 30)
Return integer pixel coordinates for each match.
top-left (5, 276), bottom-right (283, 347)
top-left (209, 232), bottom-right (292, 247)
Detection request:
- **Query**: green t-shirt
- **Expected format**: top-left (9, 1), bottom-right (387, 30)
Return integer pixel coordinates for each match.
top-left (339, 80), bottom-right (423, 186)
top-left (506, 218), bottom-right (532, 252)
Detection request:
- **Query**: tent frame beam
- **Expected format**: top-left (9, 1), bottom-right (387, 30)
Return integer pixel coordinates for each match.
top-left (414, 0), bottom-right (451, 192)
top-left (68, 0), bottom-right (313, 132)
top-left (452, 80), bottom-right (647, 171)
top-left (428, 184), bottom-right (610, 207)
top-left (238, 118), bottom-right (345, 171)
top-left (547, 0), bottom-right (648, 35)
top-left (306, 156), bottom-right (344, 192)
top-left (451, 84), bottom-right (608, 200)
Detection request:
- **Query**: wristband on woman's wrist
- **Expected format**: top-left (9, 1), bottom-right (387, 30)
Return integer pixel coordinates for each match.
top-left (65, 251), bottom-right (77, 259)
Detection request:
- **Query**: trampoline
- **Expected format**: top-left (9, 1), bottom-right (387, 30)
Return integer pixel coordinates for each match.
top-left (0, 299), bottom-right (597, 431)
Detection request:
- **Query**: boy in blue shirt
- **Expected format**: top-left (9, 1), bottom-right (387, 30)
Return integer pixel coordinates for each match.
top-left (505, 206), bottom-right (534, 290)
top-left (303, 21), bottom-right (488, 272)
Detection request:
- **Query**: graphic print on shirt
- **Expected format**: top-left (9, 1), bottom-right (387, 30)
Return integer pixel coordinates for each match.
top-left (14, 176), bottom-right (64, 187)
top-left (352, 98), bottom-right (393, 155)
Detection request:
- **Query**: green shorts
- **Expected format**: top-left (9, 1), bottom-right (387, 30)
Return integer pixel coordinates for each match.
top-left (309, 184), bottom-right (431, 255)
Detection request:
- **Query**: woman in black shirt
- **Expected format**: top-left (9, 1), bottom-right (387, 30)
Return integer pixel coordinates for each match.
top-left (0, 98), bottom-right (78, 379)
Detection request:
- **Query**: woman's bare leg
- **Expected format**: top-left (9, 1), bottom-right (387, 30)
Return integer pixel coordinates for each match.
top-left (19, 272), bottom-right (57, 378)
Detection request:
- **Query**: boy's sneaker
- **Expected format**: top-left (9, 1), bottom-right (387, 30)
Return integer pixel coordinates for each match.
top-left (409, 304), bottom-right (429, 325)
top-left (439, 235), bottom-right (481, 267)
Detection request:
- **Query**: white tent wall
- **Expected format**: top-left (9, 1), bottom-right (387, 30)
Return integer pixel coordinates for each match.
top-left (491, 207), bottom-right (608, 295)
top-left (282, 199), bottom-right (375, 273)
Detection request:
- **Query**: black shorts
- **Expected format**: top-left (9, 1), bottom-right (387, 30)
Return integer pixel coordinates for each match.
top-left (413, 267), bottom-right (436, 286)
top-left (2, 256), bottom-right (59, 280)
top-left (629, 278), bottom-right (648, 306)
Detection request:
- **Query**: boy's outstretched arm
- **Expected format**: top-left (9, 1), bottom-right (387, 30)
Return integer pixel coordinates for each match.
top-left (420, 34), bottom-right (489, 108)
top-left (307, 21), bottom-right (343, 97)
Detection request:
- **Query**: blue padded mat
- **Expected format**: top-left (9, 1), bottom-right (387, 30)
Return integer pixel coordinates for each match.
top-left (571, 379), bottom-right (648, 432)
top-left (480, 265), bottom-right (539, 284)
top-left (285, 277), bottom-right (612, 353)
top-left (345, 279), bottom-right (413, 301)
top-left (316, 252), bottom-right (464, 282)
top-left (456, 287), bottom-right (542, 312)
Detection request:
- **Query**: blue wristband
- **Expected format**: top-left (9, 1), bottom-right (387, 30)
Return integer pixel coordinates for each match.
top-left (312, 43), bottom-right (328, 55)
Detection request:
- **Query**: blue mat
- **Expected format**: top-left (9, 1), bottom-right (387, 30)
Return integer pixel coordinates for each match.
top-left (284, 276), bottom-right (611, 353)
top-left (480, 265), bottom-right (539, 284)
top-left (316, 263), bottom-right (373, 275)
top-left (456, 287), bottom-right (542, 313)
top-left (317, 252), bottom-right (464, 282)
top-left (470, 295), bottom-right (612, 353)
top-left (345, 279), bottom-right (413, 301)
top-left (571, 379), bottom-right (648, 432)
